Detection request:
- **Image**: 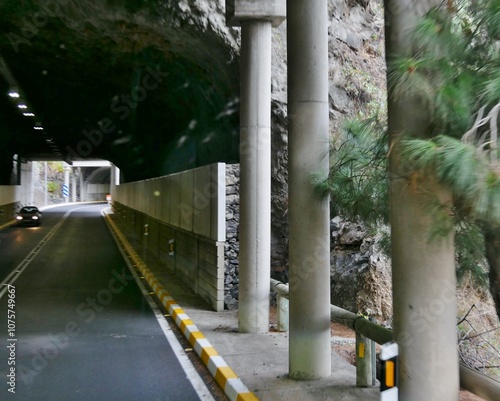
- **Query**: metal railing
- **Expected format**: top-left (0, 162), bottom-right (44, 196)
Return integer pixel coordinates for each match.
top-left (270, 278), bottom-right (500, 401)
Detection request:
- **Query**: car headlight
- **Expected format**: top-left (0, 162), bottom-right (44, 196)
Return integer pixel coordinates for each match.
top-left (32, 216), bottom-right (39, 220)
top-left (16, 216), bottom-right (22, 220)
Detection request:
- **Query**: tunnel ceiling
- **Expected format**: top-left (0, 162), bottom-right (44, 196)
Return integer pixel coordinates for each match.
top-left (0, 0), bottom-right (240, 183)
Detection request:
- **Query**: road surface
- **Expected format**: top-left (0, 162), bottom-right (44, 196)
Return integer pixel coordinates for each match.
top-left (0, 203), bottom-right (215, 401)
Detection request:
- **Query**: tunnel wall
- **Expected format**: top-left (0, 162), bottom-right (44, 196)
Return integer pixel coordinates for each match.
top-left (86, 183), bottom-right (110, 202)
top-left (112, 163), bottom-right (226, 311)
top-left (0, 186), bottom-right (21, 227)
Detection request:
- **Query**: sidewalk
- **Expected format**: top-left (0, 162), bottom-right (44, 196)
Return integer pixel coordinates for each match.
top-left (107, 212), bottom-right (380, 401)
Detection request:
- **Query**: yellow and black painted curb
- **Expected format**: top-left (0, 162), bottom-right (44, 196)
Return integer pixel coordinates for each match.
top-left (104, 212), bottom-right (259, 401)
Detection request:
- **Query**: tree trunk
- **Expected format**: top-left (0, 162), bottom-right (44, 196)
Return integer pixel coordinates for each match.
top-left (485, 225), bottom-right (500, 321)
top-left (385, 0), bottom-right (459, 399)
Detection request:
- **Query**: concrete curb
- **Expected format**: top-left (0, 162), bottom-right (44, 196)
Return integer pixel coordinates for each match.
top-left (103, 212), bottom-right (259, 401)
top-left (0, 220), bottom-right (15, 231)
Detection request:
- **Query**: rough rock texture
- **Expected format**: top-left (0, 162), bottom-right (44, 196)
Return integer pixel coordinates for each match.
top-left (224, 164), bottom-right (240, 310)
top-left (330, 217), bottom-right (392, 322)
top-left (0, 0), bottom-right (241, 182)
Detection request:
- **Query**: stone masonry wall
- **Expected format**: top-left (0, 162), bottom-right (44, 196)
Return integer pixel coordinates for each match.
top-left (224, 164), bottom-right (240, 309)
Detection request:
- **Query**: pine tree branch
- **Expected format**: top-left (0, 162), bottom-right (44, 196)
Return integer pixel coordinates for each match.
top-left (457, 304), bottom-right (478, 325)
top-left (461, 327), bottom-right (500, 341)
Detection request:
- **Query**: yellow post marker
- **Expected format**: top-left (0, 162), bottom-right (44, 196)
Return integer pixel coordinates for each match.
top-left (385, 360), bottom-right (395, 388)
top-left (356, 332), bottom-right (375, 387)
top-left (380, 341), bottom-right (398, 401)
top-left (358, 342), bottom-right (365, 358)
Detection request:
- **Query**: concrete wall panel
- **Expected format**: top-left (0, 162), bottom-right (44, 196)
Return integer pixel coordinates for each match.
top-left (175, 231), bottom-right (198, 291)
top-left (198, 241), bottom-right (225, 311)
top-left (179, 170), bottom-right (194, 231)
top-left (0, 186), bottom-right (20, 206)
top-left (114, 163), bottom-right (226, 242)
top-left (111, 163), bottom-right (227, 311)
top-left (87, 183), bottom-right (110, 195)
top-left (150, 178), bottom-right (162, 220)
top-left (193, 165), bottom-right (211, 238)
top-left (211, 163), bottom-right (226, 242)
top-left (138, 181), bottom-right (147, 213)
top-left (147, 218), bottom-right (160, 259)
top-left (159, 223), bottom-right (175, 273)
top-left (169, 174), bottom-right (181, 228)
top-left (159, 176), bottom-right (170, 224)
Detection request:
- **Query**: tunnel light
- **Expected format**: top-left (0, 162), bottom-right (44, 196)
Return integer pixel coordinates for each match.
top-left (23, 112), bottom-right (35, 117)
top-left (17, 104), bottom-right (28, 109)
top-left (34, 126), bottom-right (44, 130)
top-left (8, 91), bottom-right (20, 98)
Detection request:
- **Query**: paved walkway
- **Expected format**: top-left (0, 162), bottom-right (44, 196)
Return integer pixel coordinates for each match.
top-left (107, 210), bottom-right (380, 401)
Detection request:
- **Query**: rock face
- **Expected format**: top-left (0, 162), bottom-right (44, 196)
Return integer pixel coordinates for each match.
top-left (0, 0), bottom-right (241, 182)
top-left (224, 164), bottom-right (240, 310)
top-left (330, 217), bottom-right (392, 322)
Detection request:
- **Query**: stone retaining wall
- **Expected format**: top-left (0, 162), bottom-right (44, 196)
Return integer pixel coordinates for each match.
top-left (224, 164), bottom-right (240, 310)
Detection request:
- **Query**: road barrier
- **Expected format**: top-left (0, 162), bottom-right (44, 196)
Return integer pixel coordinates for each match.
top-left (270, 278), bottom-right (500, 401)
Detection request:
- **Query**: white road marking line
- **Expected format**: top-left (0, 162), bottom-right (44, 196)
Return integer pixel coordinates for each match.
top-left (0, 205), bottom-right (103, 299)
top-left (103, 209), bottom-right (216, 401)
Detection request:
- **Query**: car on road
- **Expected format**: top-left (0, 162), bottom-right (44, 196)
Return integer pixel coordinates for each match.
top-left (16, 206), bottom-right (42, 226)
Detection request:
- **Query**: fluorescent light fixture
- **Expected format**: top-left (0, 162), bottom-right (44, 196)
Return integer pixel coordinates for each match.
top-left (23, 112), bottom-right (35, 117)
top-left (17, 104), bottom-right (28, 109)
top-left (8, 91), bottom-right (20, 98)
top-left (34, 126), bottom-right (44, 130)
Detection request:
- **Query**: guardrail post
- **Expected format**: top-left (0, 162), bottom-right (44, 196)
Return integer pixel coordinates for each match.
top-left (370, 317), bottom-right (377, 386)
top-left (356, 332), bottom-right (375, 387)
top-left (277, 294), bottom-right (289, 332)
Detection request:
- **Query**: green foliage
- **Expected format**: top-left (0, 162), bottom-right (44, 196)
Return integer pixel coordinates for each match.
top-left (393, 2), bottom-right (500, 225)
top-left (313, 116), bottom-right (388, 227)
top-left (46, 181), bottom-right (60, 193)
top-left (316, 0), bottom-right (500, 288)
top-left (389, 1), bottom-right (500, 136)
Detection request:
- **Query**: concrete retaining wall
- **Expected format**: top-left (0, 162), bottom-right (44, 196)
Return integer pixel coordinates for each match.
top-left (0, 186), bottom-right (21, 227)
top-left (113, 163), bottom-right (227, 311)
top-left (85, 183), bottom-right (110, 202)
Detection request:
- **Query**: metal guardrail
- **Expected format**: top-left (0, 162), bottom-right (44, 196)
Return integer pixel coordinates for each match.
top-left (270, 278), bottom-right (500, 400)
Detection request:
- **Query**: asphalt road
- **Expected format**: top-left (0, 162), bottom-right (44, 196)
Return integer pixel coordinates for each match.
top-left (0, 204), bottom-right (213, 401)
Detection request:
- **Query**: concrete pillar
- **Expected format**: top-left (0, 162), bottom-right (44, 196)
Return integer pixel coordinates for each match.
top-left (71, 168), bottom-right (77, 203)
top-left (64, 164), bottom-right (70, 203)
top-left (385, 1), bottom-right (459, 399)
top-left (110, 164), bottom-right (120, 200)
top-left (287, 0), bottom-right (331, 380)
top-left (79, 167), bottom-right (86, 202)
top-left (20, 162), bottom-right (34, 204)
top-left (238, 20), bottom-right (272, 333)
top-left (44, 161), bottom-right (48, 206)
top-left (226, 0), bottom-right (285, 334)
